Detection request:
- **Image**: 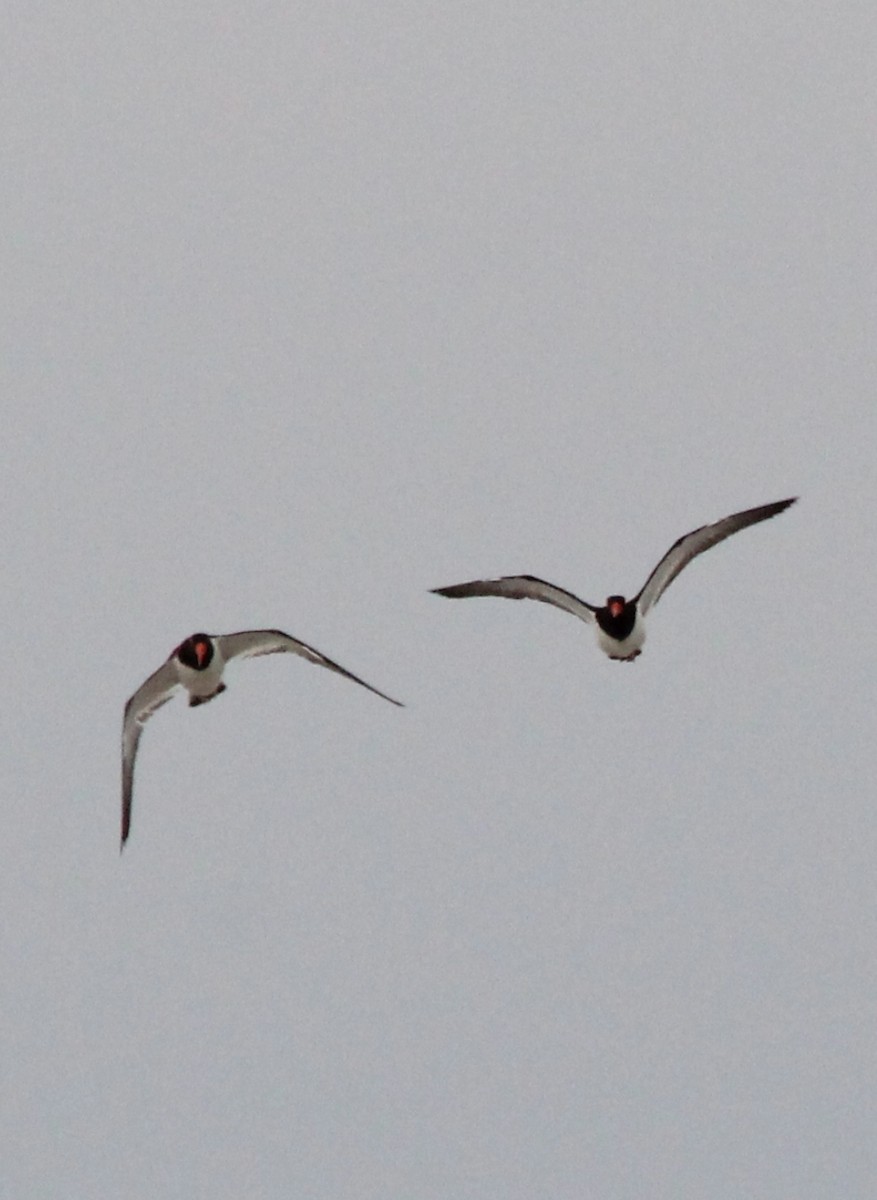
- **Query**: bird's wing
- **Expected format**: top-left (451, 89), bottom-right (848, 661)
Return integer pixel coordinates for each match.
top-left (635, 497), bottom-right (797, 615)
top-left (215, 629), bottom-right (403, 707)
top-left (432, 575), bottom-right (597, 624)
top-left (121, 659), bottom-right (178, 849)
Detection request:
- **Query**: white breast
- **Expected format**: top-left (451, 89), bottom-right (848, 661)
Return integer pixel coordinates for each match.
top-left (175, 647), bottom-right (227, 698)
top-left (595, 608), bottom-right (646, 660)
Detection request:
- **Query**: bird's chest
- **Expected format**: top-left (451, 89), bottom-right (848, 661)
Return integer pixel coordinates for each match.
top-left (595, 604), bottom-right (638, 641)
top-left (594, 605), bottom-right (645, 659)
top-left (176, 656), bottom-right (225, 697)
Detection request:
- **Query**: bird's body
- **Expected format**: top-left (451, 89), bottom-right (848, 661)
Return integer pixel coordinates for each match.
top-left (433, 498), bottom-right (796, 663)
top-left (174, 636), bottom-right (227, 704)
top-left (594, 600), bottom-right (646, 661)
top-left (121, 629), bottom-right (402, 848)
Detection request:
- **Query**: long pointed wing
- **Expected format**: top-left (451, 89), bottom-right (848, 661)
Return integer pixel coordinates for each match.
top-left (432, 575), bottom-right (597, 624)
top-left (215, 629), bottom-right (403, 707)
top-left (635, 497), bottom-right (797, 615)
top-left (121, 660), bottom-right (178, 849)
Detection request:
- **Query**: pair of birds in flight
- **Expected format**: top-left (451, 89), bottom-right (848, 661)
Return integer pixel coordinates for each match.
top-left (122, 497), bottom-right (796, 847)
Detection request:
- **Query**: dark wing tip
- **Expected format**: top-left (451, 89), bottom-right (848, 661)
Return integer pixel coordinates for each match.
top-left (722, 496), bottom-right (798, 527)
top-left (738, 496), bottom-right (798, 526)
top-left (366, 684), bottom-right (405, 708)
top-left (430, 580), bottom-right (504, 598)
top-left (767, 496), bottom-right (798, 513)
top-left (348, 679), bottom-right (403, 707)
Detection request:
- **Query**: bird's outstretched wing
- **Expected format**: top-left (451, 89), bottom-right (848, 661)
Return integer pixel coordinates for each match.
top-left (216, 629), bottom-right (403, 707)
top-left (432, 575), bottom-right (597, 623)
top-left (635, 497), bottom-right (797, 615)
top-left (121, 659), bottom-right (178, 849)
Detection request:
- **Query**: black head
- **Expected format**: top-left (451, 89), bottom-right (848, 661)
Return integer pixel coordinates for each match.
top-left (595, 595), bottom-right (637, 641)
top-left (176, 633), bottom-right (214, 671)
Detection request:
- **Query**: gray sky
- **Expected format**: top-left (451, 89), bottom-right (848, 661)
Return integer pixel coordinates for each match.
top-left (2, 3), bottom-right (875, 1197)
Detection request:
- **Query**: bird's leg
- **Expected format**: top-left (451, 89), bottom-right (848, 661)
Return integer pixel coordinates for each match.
top-left (189, 683), bottom-right (227, 708)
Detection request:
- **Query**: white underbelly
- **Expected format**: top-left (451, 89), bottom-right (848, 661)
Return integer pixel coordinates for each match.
top-left (176, 655), bottom-right (226, 698)
top-left (595, 610), bottom-right (646, 659)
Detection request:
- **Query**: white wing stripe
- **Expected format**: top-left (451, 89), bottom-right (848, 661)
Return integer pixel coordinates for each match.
top-left (432, 575), bottom-right (596, 624)
top-left (635, 498), bottom-right (796, 614)
top-left (216, 629), bottom-right (403, 706)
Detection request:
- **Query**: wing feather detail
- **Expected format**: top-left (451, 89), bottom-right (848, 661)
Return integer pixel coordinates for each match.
top-left (432, 575), bottom-right (597, 624)
top-left (635, 497), bottom-right (797, 615)
top-left (121, 660), bottom-right (178, 849)
top-left (216, 629), bottom-right (403, 707)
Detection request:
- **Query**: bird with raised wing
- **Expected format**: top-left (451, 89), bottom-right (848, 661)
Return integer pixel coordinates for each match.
top-left (433, 498), bottom-right (796, 664)
top-left (121, 629), bottom-right (402, 848)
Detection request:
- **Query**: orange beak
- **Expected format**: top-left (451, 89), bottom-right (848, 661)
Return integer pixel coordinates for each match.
top-left (195, 641), bottom-right (208, 666)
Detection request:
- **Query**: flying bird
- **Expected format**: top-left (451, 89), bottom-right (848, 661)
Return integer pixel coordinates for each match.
top-left (432, 497), bottom-right (796, 665)
top-left (121, 629), bottom-right (403, 849)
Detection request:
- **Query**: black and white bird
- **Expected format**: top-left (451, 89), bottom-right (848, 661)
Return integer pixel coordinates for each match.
top-left (121, 629), bottom-right (403, 848)
top-left (432, 497), bottom-right (796, 665)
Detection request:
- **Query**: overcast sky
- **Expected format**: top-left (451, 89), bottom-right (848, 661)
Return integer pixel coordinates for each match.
top-left (2, 3), bottom-right (876, 1197)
